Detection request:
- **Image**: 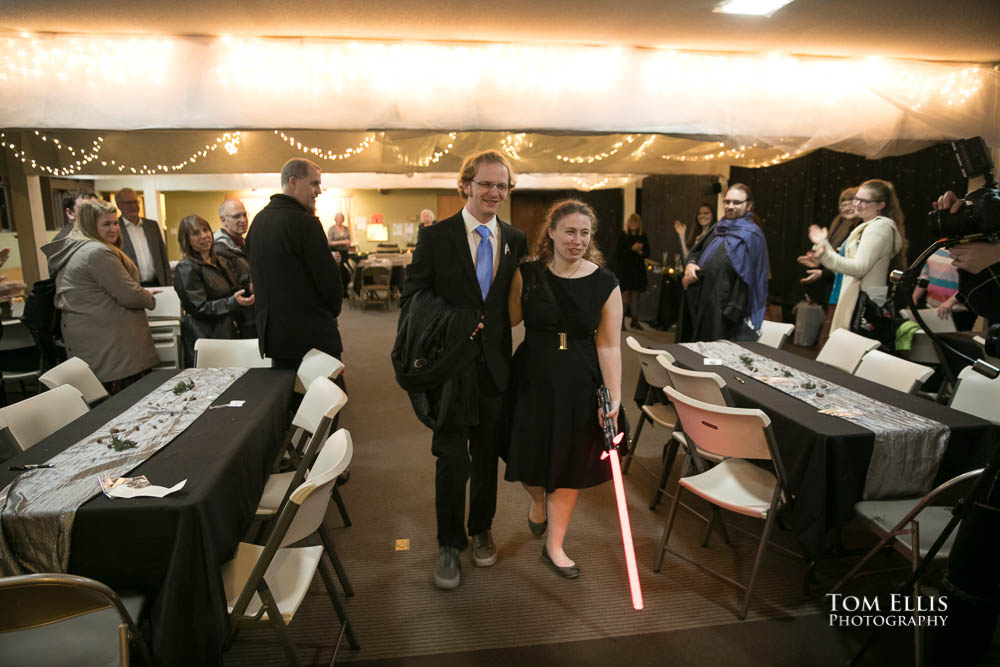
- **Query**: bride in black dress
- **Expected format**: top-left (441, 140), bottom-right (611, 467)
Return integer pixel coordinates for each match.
top-left (505, 200), bottom-right (623, 578)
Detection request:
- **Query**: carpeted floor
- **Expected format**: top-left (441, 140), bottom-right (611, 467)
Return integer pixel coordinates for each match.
top-left (222, 305), bottom-right (926, 666)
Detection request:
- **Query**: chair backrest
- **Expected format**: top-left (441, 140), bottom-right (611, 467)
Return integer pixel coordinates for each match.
top-left (294, 348), bottom-right (345, 395)
top-left (665, 386), bottom-right (776, 463)
top-left (916, 308), bottom-right (957, 334)
top-left (0, 321), bottom-right (36, 352)
top-left (815, 328), bottom-right (881, 374)
top-left (193, 338), bottom-right (271, 368)
top-left (145, 287), bottom-right (182, 320)
top-left (362, 264), bottom-right (391, 284)
top-left (0, 385), bottom-right (88, 451)
top-left (757, 321), bottom-right (795, 349)
top-left (950, 365), bottom-right (1000, 425)
top-left (854, 349), bottom-right (935, 394)
top-left (291, 376), bottom-right (349, 435)
top-left (38, 357), bottom-right (109, 405)
top-left (282, 429), bottom-right (354, 547)
top-left (624, 336), bottom-right (675, 389)
top-left (902, 330), bottom-right (942, 365)
top-left (658, 356), bottom-right (729, 406)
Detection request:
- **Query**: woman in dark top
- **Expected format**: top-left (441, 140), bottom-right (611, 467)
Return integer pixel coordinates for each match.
top-left (615, 213), bottom-right (649, 330)
top-left (674, 203), bottom-right (715, 262)
top-left (174, 215), bottom-right (255, 366)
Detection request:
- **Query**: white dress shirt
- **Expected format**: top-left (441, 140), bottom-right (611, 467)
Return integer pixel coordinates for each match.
top-left (461, 207), bottom-right (500, 279)
top-left (122, 217), bottom-right (156, 283)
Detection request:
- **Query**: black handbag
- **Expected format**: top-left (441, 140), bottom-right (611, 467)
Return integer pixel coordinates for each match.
top-left (850, 289), bottom-right (897, 352)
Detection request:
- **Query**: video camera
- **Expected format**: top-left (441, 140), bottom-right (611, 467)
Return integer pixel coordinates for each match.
top-left (928, 137), bottom-right (1000, 240)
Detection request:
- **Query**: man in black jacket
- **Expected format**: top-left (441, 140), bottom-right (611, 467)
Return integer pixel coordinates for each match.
top-left (246, 158), bottom-right (343, 369)
top-left (401, 150), bottom-right (527, 589)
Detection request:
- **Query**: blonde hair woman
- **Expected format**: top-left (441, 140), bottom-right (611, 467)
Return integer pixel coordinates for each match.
top-left (615, 212), bottom-right (649, 329)
top-left (42, 198), bottom-right (159, 393)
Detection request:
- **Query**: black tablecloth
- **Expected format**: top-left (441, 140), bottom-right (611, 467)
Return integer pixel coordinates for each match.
top-left (0, 368), bottom-right (294, 665)
top-left (660, 343), bottom-right (997, 558)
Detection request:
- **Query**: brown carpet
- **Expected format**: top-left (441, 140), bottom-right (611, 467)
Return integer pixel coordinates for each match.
top-left (222, 308), bottom-right (918, 666)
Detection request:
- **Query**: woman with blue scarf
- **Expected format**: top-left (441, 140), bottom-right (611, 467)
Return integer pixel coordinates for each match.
top-left (681, 183), bottom-right (769, 342)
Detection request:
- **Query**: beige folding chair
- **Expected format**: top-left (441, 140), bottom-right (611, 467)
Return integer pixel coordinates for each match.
top-left (829, 469), bottom-right (982, 667)
top-left (294, 348), bottom-right (345, 395)
top-left (949, 365), bottom-right (1000, 425)
top-left (194, 338), bottom-right (271, 369)
top-left (0, 573), bottom-right (151, 667)
top-left (39, 356), bottom-right (109, 405)
top-left (815, 328), bottom-right (881, 374)
top-left (621, 336), bottom-right (678, 475)
top-left (359, 264), bottom-right (391, 310)
top-left (854, 349), bottom-right (934, 394)
top-left (655, 386), bottom-right (794, 620)
top-left (222, 429), bottom-right (359, 665)
top-left (757, 321), bottom-right (795, 349)
top-left (145, 287), bottom-right (182, 369)
top-left (0, 384), bottom-right (88, 451)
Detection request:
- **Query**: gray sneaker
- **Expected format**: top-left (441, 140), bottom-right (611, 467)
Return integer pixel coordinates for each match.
top-left (471, 530), bottom-right (497, 567)
top-left (434, 546), bottom-right (461, 589)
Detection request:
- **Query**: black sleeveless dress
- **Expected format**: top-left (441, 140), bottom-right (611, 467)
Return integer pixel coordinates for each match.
top-left (505, 261), bottom-right (619, 492)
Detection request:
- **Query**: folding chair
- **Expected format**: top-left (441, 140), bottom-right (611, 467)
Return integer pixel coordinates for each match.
top-left (145, 287), bottom-right (182, 369)
top-left (949, 365), bottom-right (1000, 425)
top-left (655, 386), bottom-right (795, 620)
top-left (854, 349), bottom-right (934, 394)
top-left (222, 429), bottom-right (360, 665)
top-left (359, 264), bottom-right (391, 310)
top-left (620, 336), bottom-right (678, 475)
top-left (39, 356), bottom-right (109, 405)
top-left (0, 320), bottom-right (44, 402)
top-left (815, 328), bottom-right (880, 374)
top-left (829, 469), bottom-right (982, 667)
top-left (194, 338), bottom-right (271, 368)
top-left (0, 573), bottom-right (151, 667)
top-left (0, 384), bottom-right (88, 451)
top-left (294, 348), bottom-right (344, 395)
top-left (757, 321), bottom-right (795, 349)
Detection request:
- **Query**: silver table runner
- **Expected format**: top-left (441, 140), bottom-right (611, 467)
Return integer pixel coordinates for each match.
top-left (680, 341), bottom-right (948, 500)
top-left (0, 367), bottom-right (247, 575)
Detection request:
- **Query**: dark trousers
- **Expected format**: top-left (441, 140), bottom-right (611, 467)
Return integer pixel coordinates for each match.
top-left (432, 364), bottom-right (504, 549)
top-left (272, 355), bottom-right (346, 429)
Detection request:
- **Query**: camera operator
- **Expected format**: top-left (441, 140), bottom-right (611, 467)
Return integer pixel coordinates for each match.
top-left (935, 190), bottom-right (1000, 324)
top-left (927, 189), bottom-right (1000, 665)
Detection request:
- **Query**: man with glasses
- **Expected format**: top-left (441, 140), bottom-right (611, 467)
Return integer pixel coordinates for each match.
top-left (115, 188), bottom-right (171, 286)
top-left (214, 198), bottom-right (256, 337)
top-left (400, 150), bottom-right (527, 590)
top-left (682, 183), bottom-right (769, 342)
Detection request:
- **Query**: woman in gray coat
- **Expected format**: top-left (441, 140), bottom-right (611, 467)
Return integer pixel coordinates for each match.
top-left (42, 198), bottom-right (160, 393)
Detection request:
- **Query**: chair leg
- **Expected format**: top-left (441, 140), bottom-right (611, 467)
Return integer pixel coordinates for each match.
top-left (319, 525), bottom-right (354, 597)
top-left (317, 553), bottom-right (361, 650)
top-left (258, 583), bottom-right (303, 666)
top-left (622, 393), bottom-right (650, 474)
top-left (739, 508), bottom-right (779, 620)
top-left (650, 439), bottom-right (680, 510)
top-left (332, 486), bottom-right (352, 527)
top-left (700, 507), bottom-right (733, 547)
top-left (912, 522), bottom-right (924, 667)
top-left (654, 484), bottom-right (684, 572)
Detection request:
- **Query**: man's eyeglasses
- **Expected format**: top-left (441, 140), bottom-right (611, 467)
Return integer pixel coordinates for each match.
top-left (471, 180), bottom-right (510, 193)
top-left (722, 199), bottom-right (747, 206)
top-left (853, 196), bottom-right (882, 205)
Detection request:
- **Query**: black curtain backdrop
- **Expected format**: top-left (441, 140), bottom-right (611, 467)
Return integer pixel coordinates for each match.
top-left (639, 174), bottom-right (718, 265)
top-left (730, 143), bottom-right (967, 312)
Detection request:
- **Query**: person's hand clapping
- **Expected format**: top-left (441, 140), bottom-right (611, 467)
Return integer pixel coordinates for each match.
top-left (801, 269), bottom-right (821, 284)
top-left (682, 263), bottom-right (700, 288)
top-left (797, 254), bottom-right (819, 268)
top-left (807, 225), bottom-right (828, 246)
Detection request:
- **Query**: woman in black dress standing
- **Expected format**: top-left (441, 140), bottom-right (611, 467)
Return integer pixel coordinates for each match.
top-left (615, 213), bottom-right (649, 330)
top-left (506, 200), bottom-right (623, 578)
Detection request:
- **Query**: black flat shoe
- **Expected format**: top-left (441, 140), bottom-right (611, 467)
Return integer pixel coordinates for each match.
top-left (541, 546), bottom-right (580, 579)
top-left (528, 497), bottom-right (547, 537)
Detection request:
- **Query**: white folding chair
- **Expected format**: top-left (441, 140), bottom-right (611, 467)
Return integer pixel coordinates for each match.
top-left (655, 386), bottom-right (794, 620)
top-left (854, 349), bottom-right (934, 394)
top-left (815, 328), bottom-right (881, 374)
top-left (0, 573), bottom-right (151, 667)
top-left (39, 357), bottom-right (109, 405)
top-left (621, 336), bottom-right (677, 475)
top-left (756, 321), bottom-right (795, 349)
top-left (145, 287), bottom-right (182, 369)
top-left (294, 348), bottom-right (345, 395)
top-left (949, 365), bottom-right (1000, 425)
top-left (0, 384), bottom-right (88, 451)
top-left (222, 429), bottom-right (359, 665)
top-left (194, 338), bottom-right (271, 369)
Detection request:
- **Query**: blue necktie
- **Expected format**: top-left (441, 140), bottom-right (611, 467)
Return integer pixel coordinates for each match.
top-left (474, 225), bottom-right (493, 300)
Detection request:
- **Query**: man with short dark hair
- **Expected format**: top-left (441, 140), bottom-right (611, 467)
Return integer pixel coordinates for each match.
top-left (214, 198), bottom-right (256, 337)
top-left (400, 150), bottom-right (527, 589)
top-left (52, 189), bottom-right (96, 242)
top-left (246, 159), bottom-right (343, 368)
top-left (115, 188), bottom-right (171, 286)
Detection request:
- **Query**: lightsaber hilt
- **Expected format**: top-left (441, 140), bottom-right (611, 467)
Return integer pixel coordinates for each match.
top-left (598, 385), bottom-right (621, 452)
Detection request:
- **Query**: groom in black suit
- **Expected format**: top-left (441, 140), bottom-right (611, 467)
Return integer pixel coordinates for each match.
top-left (402, 150), bottom-right (527, 589)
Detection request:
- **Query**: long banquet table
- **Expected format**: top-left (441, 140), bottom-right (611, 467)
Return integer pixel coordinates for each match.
top-left (660, 342), bottom-right (997, 558)
top-left (0, 368), bottom-right (294, 665)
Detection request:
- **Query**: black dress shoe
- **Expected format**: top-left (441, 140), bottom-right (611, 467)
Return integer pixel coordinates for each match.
top-left (541, 546), bottom-right (580, 579)
top-left (528, 497), bottom-right (547, 537)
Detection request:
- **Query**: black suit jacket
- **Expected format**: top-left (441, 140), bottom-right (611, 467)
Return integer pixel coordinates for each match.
top-left (401, 210), bottom-right (527, 392)
top-left (246, 194), bottom-right (343, 360)
top-left (118, 216), bottom-right (171, 286)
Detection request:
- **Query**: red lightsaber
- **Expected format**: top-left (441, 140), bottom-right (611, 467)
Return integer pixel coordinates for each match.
top-left (598, 385), bottom-right (644, 611)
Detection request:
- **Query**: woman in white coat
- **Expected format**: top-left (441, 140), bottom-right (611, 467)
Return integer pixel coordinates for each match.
top-left (805, 179), bottom-right (905, 334)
